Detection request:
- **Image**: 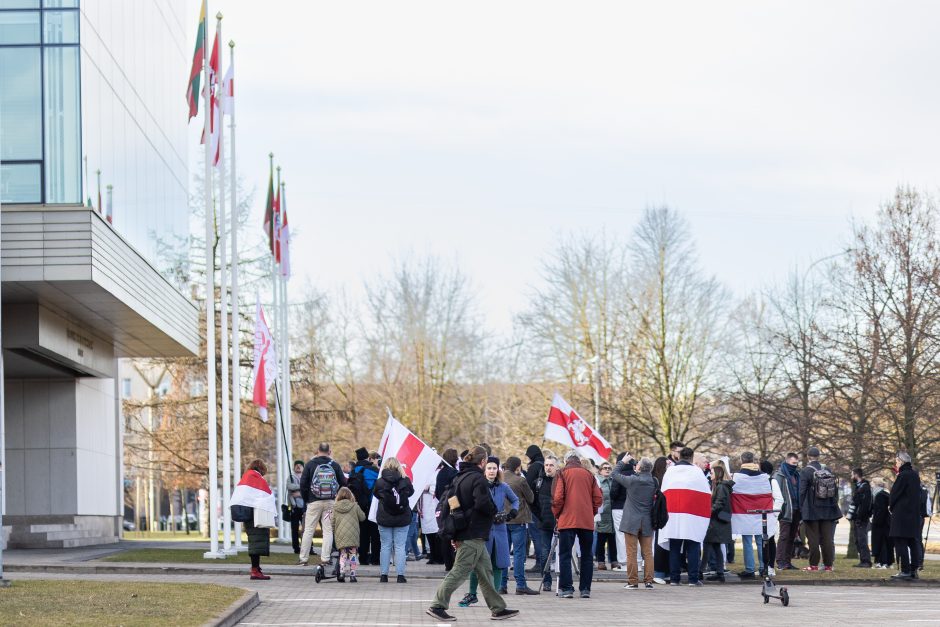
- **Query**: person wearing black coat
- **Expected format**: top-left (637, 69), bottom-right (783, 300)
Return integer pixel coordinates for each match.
top-left (536, 455), bottom-right (558, 591)
top-left (701, 463), bottom-right (733, 583)
top-left (434, 449), bottom-right (461, 571)
top-left (524, 445), bottom-right (546, 568)
top-left (871, 480), bottom-right (894, 568)
top-left (798, 447), bottom-right (842, 570)
top-left (373, 459), bottom-right (416, 582)
top-left (850, 468), bottom-right (873, 568)
top-left (889, 454), bottom-right (922, 580)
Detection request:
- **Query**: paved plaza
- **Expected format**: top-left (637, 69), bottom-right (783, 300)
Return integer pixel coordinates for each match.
top-left (6, 568), bottom-right (940, 626)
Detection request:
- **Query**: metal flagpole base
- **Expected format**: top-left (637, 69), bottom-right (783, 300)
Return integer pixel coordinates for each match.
top-left (203, 551), bottom-right (226, 559)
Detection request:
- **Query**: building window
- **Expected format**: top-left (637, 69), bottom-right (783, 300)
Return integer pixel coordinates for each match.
top-left (0, 0), bottom-right (80, 204)
top-left (121, 377), bottom-right (132, 398)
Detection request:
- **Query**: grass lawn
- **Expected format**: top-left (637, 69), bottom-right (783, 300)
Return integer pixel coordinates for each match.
top-left (767, 555), bottom-right (940, 581)
top-left (0, 580), bottom-right (243, 627)
top-left (100, 548), bottom-right (319, 565)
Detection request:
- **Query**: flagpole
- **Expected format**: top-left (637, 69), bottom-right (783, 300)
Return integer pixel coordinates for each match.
top-left (228, 39), bottom-right (243, 553)
top-left (215, 10), bottom-right (233, 558)
top-left (274, 164), bottom-right (288, 542)
top-left (280, 180), bottom-right (292, 478)
top-left (203, 4), bottom-right (222, 560)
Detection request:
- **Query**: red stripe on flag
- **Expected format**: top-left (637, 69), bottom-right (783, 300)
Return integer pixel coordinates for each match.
top-left (547, 405), bottom-right (575, 427)
top-left (731, 492), bottom-right (773, 514)
top-left (238, 470), bottom-right (272, 494)
top-left (665, 488), bottom-right (712, 517)
top-left (395, 433), bottom-right (424, 481)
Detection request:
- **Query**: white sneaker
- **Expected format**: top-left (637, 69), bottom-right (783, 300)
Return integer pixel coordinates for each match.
top-left (612, 564), bottom-right (626, 571)
top-left (653, 577), bottom-right (667, 585)
top-left (768, 567), bottom-right (776, 576)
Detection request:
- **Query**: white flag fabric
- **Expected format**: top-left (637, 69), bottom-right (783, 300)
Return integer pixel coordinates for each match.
top-left (368, 412), bottom-right (443, 523)
top-left (252, 300), bottom-right (278, 422)
top-left (230, 469), bottom-right (276, 514)
top-left (220, 60), bottom-right (234, 115)
top-left (543, 392), bottom-right (612, 464)
top-left (731, 471), bottom-right (778, 536)
top-left (658, 463), bottom-right (712, 549)
top-left (278, 186), bottom-right (291, 279)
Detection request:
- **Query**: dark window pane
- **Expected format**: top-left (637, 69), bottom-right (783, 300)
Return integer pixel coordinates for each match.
top-left (1, 163), bottom-right (41, 203)
top-left (0, 10), bottom-right (40, 44)
top-left (44, 45), bottom-right (81, 203)
top-left (43, 9), bottom-right (77, 43)
top-left (0, 47), bottom-right (42, 161)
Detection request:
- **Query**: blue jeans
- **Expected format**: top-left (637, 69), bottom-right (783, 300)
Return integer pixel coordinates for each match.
top-left (539, 528), bottom-right (554, 587)
top-left (528, 522), bottom-right (543, 566)
top-left (508, 524), bottom-right (529, 590)
top-left (558, 528), bottom-right (594, 593)
top-left (742, 535), bottom-right (764, 573)
top-left (669, 539), bottom-right (701, 584)
top-left (406, 511), bottom-right (421, 557)
top-left (379, 525), bottom-right (409, 576)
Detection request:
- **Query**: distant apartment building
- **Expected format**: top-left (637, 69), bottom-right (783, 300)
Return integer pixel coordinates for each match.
top-left (1, 0), bottom-right (198, 547)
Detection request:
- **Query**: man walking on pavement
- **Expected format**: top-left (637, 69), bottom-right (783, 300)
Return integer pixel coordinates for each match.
top-left (426, 447), bottom-right (520, 622)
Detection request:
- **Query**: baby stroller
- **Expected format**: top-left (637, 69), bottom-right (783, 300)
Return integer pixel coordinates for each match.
top-left (314, 548), bottom-right (344, 583)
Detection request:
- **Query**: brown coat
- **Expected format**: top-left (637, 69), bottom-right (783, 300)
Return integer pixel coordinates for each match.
top-left (504, 470), bottom-right (535, 524)
top-left (552, 458), bottom-right (603, 530)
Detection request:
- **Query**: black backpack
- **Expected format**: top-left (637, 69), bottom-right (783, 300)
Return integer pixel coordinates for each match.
top-left (380, 480), bottom-right (409, 517)
top-left (437, 474), bottom-right (471, 542)
top-left (651, 478), bottom-right (669, 531)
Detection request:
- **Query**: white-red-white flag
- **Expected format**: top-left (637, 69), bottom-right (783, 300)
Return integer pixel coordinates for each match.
top-left (543, 392), bottom-right (612, 464)
top-left (658, 463), bottom-right (711, 548)
top-left (219, 59), bottom-right (234, 115)
top-left (252, 299), bottom-right (278, 422)
top-left (230, 468), bottom-right (276, 514)
top-left (368, 411), bottom-right (443, 523)
top-left (731, 471), bottom-right (778, 536)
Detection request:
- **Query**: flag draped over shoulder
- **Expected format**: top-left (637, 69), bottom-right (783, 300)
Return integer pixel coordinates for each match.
top-left (658, 463), bottom-right (711, 549)
top-left (230, 469), bottom-right (276, 514)
top-left (252, 300), bottom-right (278, 421)
top-left (731, 471), bottom-right (778, 536)
top-left (186, 1), bottom-right (207, 121)
top-left (543, 392), bottom-right (612, 464)
top-left (368, 413), bottom-right (444, 523)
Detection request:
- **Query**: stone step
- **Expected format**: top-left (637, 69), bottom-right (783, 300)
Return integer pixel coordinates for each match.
top-left (44, 528), bottom-right (104, 541)
top-left (29, 523), bottom-right (82, 534)
top-left (61, 536), bottom-right (118, 548)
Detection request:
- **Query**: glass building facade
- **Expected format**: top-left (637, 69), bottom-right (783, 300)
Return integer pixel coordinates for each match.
top-left (0, 0), bottom-right (189, 276)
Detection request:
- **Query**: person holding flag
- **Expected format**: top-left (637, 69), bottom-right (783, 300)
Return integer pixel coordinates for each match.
top-left (658, 446), bottom-right (711, 586)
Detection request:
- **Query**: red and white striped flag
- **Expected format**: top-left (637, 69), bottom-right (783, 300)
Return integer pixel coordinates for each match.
top-left (731, 471), bottom-right (778, 536)
top-left (251, 300), bottom-right (278, 422)
top-left (368, 411), bottom-right (444, 523)
top-left (544, 393), bottom-right (612, 464)
top-left (278, 186), bottom-right (290, 278)
top-left (230, 468), bottom-right (276, 513)
top-left (658, 463), bottom-right (711, 548)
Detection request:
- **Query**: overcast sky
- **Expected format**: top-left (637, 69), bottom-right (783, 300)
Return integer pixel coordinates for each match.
top-left (198, 0), bottom-right (940, 333)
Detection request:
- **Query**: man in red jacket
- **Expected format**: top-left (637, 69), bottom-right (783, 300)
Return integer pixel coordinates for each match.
top-left (552, 451), bottom-right (603, 599)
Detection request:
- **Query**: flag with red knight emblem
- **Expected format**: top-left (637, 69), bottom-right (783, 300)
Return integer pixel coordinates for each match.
top-left (368, 411), bottom-right (444, 523)
top-left (544, 392), bottom-right (612, 464)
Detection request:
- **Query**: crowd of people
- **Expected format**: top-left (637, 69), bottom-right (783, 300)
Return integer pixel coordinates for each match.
top-left (231, 439), bottom-right (935, 622)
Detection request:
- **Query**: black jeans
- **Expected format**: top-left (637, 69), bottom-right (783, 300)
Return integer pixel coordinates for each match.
top-left (359, 519), bottom-right (381, 565)
top-left (539, 528), bottom-right (554, 587)
top-left (558, 528), bottom-right (594, 593)
top-left (290, 506), bottom-right (304, 553)
top-left (854, 520), bottom-right (871, 564)
top-left (872, 525), bottom-right (893, 566)
top-left (701, 542), bottom-right (725, 579)
top-left (895, 536), bottom-right (920, 574)
top-left (776, 510), bottom-right (801, 567)
top-left (594, 532), bottom-right (617, 564)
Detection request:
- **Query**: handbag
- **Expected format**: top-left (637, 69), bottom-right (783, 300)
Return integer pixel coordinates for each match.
top-left (253, 507), bottom-right (277, 529)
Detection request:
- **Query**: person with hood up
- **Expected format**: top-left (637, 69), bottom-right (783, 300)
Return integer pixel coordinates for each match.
top-left (332, 486), bottom-right (366, 582)
top-left (702, 461), bottom-right (733, 583)
top-left (524, 445), bottom-right (546, 569)
top-left (458, 456), bottom-right (519, 606)
top-left (373, 456), bottom-right (415, 583)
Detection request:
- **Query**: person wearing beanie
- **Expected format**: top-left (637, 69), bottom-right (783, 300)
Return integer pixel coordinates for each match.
top-left (288, 460), bottom-right (306, 553)
top-left (524, 445), bottom-right (546, 571)
top-left (798, 446), bottom-right (842, 572)
top-left (347, 446), bottom-right (381, 565)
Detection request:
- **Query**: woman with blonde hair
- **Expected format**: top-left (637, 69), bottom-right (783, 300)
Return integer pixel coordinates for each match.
top-left (373, 456), bottom-right (415, 582)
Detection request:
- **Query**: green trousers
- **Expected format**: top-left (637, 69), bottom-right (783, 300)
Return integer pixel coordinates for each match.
top-left (431, 538), bottom-right (507, 612)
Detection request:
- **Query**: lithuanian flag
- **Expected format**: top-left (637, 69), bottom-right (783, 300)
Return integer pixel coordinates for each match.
top-left (186, 0), bottom-right (207, 121)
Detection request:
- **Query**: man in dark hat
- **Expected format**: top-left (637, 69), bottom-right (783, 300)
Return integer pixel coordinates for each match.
top-left (348, 446), bottom-right (381, 565)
